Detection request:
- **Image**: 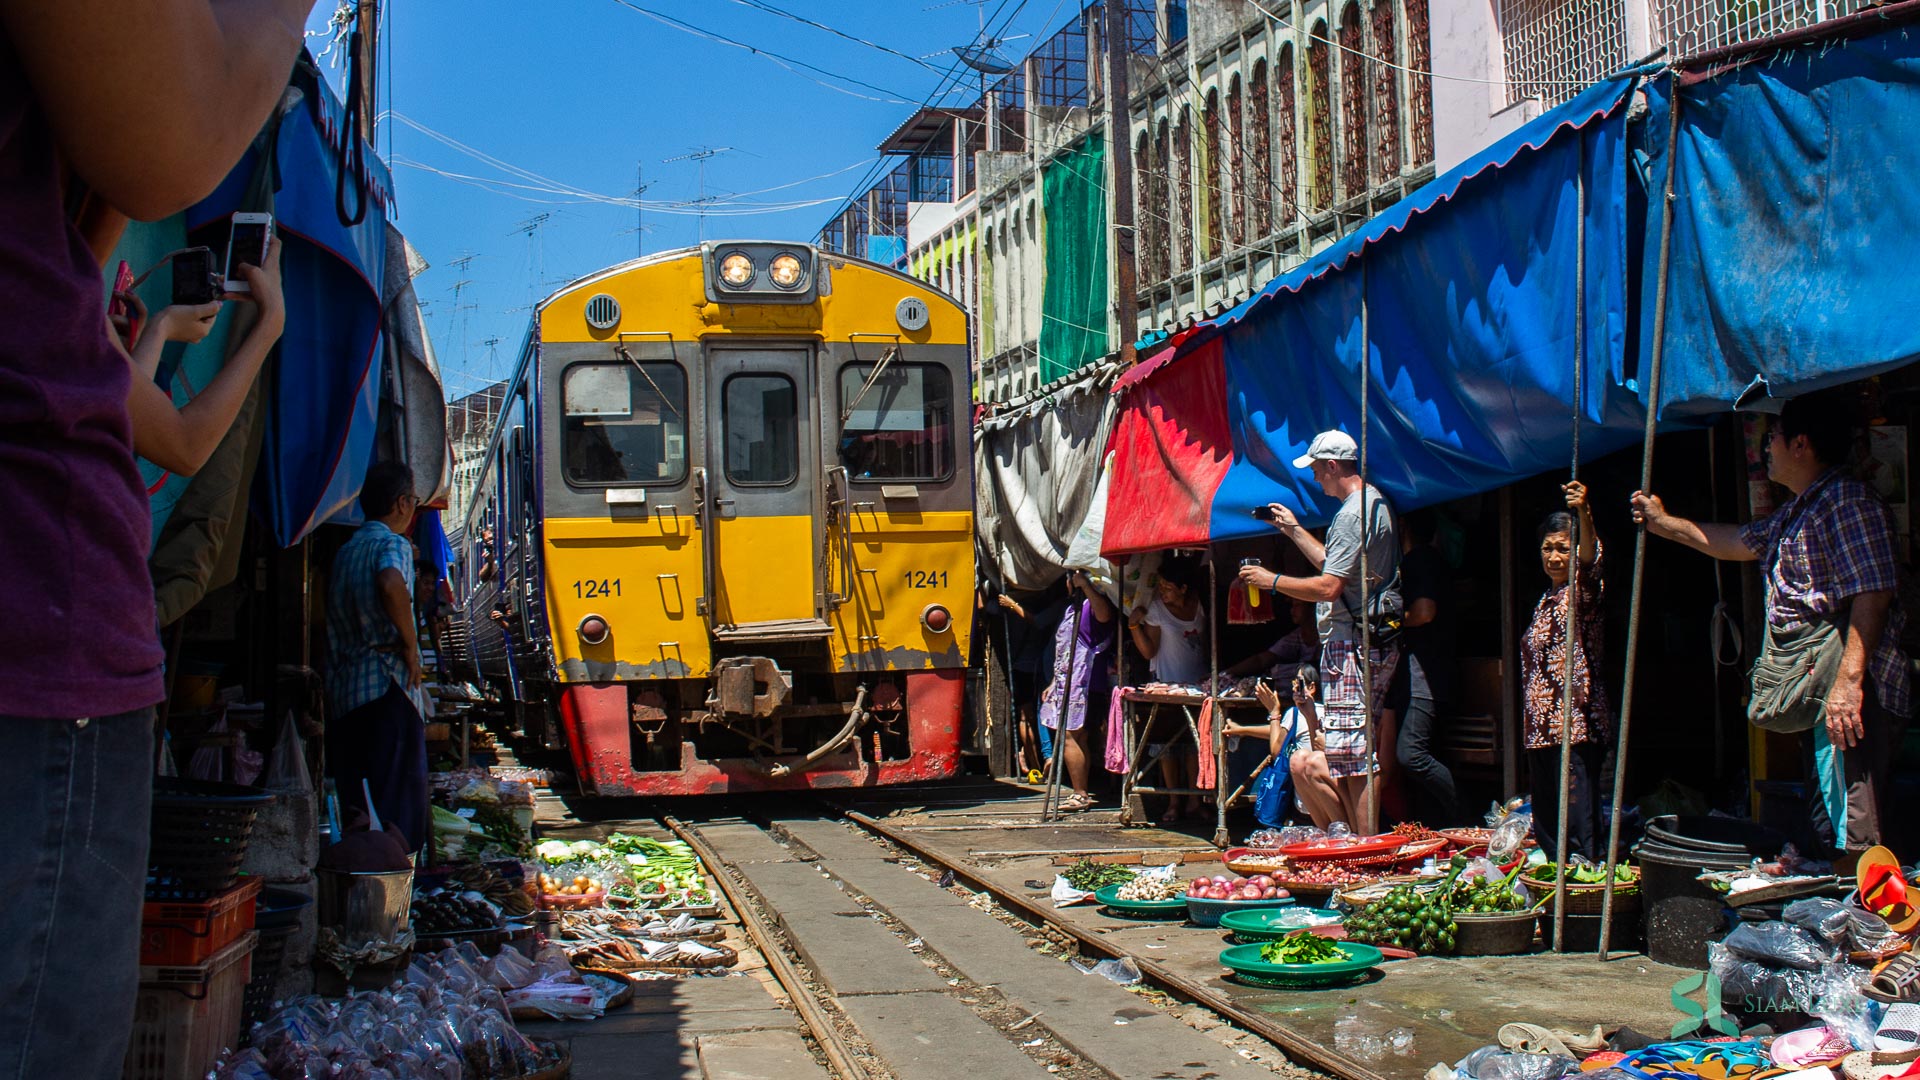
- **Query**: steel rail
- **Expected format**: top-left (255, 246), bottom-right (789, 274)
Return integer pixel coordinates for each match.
top-left (843, 809), bottom-right (1389, 1080)
top-left (664, 815), bottom-right (873, 1080)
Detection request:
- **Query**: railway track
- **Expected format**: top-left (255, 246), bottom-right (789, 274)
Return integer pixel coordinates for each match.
top-left (653, 804), bottom-right (1324, 1080)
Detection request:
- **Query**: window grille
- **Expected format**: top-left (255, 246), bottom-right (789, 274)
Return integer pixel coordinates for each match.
top-left (1173, 109), bottom-right (1193, 272)
top-left (871, 161), bottom-right (910, 240)
top-left (993, 72), bottom-right (1029, 151)
top-left (1407, 0), bottom-right (1434, 165)
top-left (910, 151), bottom-right (954, 202)
top-left (1250, 60), bottom-right (1274, 238)
top-left (1370, 0), bottom-right (1403, 184)
top-left (1136, 131), bottom-right (1166, 281)
top-left (1202, 89), bottom-right (1223, 261)
top-left (1277, 45), bottom-right (1300, 226)
top-left (1652, 0), bottom-right (1869, 59)
top-left (1031, 20), bottom-right (1089, 106)
top-left (1338, 5), bottom-right (1370, 200)
top-left (1227, 75), bottom-right (1246, 247)
top-left (1154, 121), bottom-right (1174, 279)
top-left (1498, 0), bottom-right (1628, 108)
top-left (1307, 32), bottom-right (1334, 212)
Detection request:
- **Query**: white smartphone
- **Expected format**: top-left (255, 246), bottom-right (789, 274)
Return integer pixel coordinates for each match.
top-left (223, 212), bottom-right (274, 293)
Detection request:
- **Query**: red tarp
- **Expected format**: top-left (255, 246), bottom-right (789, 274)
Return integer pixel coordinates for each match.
top-left (1101, 339), bottom-right (1235, 557)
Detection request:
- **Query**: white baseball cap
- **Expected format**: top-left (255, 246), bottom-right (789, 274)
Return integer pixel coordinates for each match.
top-left (1291, 430), bottom-right (1359, 470)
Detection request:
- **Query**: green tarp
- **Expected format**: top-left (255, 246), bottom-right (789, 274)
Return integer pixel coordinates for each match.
top-left (1038, 133), bottom-right (1109, 383)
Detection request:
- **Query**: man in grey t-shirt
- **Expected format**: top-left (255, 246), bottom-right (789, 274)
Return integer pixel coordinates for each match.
top-left (1237, 430), bottom-right (1401, 833)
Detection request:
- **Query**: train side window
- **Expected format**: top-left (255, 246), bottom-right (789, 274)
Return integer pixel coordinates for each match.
top-left (561, 361), bottom-right (688, 487)
top-left (838, 362), bottom-right (954, 482)
top-left (722, 374), bottom-right (799, 486)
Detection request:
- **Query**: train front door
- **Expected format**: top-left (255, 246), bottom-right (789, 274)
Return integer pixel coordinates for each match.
top-left (704, 346), bottom-right (822, 632)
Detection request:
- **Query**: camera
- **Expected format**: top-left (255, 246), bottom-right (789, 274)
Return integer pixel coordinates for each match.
top-left (1251, 504), bottom-right (1278, 521)
top-left (171, 247), bottom-right (221, 306)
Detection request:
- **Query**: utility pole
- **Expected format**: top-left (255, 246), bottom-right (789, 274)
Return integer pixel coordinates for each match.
top-left (1104, 0), bottom-right (1140, 367)
top-left (354, 0), bottom-right (379, 138)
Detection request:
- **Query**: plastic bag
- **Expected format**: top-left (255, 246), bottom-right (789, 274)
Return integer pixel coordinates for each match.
top-left (1458, 1046), bottom-right (1579, 1080)
top-left (1811, 962), bottom-right (1879, 1051)
top-left (1708, 942), bottom-right (1821, 1014)
top-left (1844, 904), bottom-right (1902, 955)
top-left (1784, 899), bottom-right (1852, 944)
top-left (1488, 813), bottom-right (1534, 864)
top-left (486, 946), bottom-right (536, 990)
top-left (1052, 875), bottom-right (1096, 908)
top-left (1073, 956), bottom-right (1143, 985)
top-left (264, 710), bottom-right (312, 793)
top-left (1722, 921), bottom-right (1842, 970)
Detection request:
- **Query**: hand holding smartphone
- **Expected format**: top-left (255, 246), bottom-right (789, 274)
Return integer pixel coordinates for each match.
top-left (224, 213), bottom-right (274, 293)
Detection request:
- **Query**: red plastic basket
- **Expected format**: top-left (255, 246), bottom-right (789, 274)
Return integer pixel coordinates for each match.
top-left (140, 878), bottom-right (261, 966)
top-left (124, 931), bottom-right (256, 1080)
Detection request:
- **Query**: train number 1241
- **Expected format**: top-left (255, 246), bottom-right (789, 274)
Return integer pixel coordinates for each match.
top-left (902, 569), bottom-right (948, 589)
top-left (572, 578), bottom-right (622, 598)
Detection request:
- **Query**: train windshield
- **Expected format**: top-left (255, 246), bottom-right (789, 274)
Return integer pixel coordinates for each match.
top-left (561, 361), bottom-right (688, 486)
top-left (838, 362), bottom-right (953, 481)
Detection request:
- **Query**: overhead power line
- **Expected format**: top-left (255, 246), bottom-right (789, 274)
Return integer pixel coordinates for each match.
top-left (723, 0), bottom-right (945, 73)
top-left (603, 0), bottom-right (927, 103)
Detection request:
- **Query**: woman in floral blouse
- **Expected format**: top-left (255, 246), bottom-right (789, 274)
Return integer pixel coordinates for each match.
top-left (1521, 481), bottom-right (1610, 861)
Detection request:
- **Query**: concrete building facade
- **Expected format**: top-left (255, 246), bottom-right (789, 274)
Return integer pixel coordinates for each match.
top-left (818, 0), bottom-right (1867, 405)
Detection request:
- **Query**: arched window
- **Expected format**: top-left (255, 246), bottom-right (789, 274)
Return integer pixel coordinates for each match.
top-left (1371, 0), bottom-right (1402, 184)
top-left (1201, 89), bottom-right (1223, 261)
top-left (1338, 3), bottom-right (1369, 200)
top-left (1135, 129), bottom-right (1161, 284)
top-left (1226, 74), bottom-right (1245, 248)
top-left (1173, 107), bottom-right (1193, 272)
top-left (1306, 29), bottom-right (1332, 212)
top-left (1154, 119), bottom-right (1173, 280)
top-left (1250, 59), bottom-right (1273, 237)
top-left (1407, 0), bottom-right (1434, 166)
top-left (1277, 45), bottom-right (1299, 227)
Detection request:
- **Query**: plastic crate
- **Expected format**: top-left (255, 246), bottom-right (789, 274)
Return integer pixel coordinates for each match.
top-left (123, 931), bottom-right (255, 1080)
top-left (140, 878), bottom-right (261, 966)
top-left (239, 922), bottom-right (297, 1040)
top-left (146, 778), bottom-right (272, 900)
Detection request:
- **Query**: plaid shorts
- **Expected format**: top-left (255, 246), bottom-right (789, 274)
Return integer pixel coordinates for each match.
top-left (1318, 639), bottom-right (1401, 779)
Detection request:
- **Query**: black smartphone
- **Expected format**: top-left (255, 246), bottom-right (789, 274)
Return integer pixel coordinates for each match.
top-left (171, 246), bottom-right (221, 306)
top-left (1251, 504), bottom-right (1278, 521)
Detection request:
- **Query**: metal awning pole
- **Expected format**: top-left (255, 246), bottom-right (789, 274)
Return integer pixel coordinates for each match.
top-left (1600, 73), bottom-right (1683, 961)
top-left (1553, 138), bottom-right (1589, 954)
top-left (1359, 263), bottom-right (1378, 835)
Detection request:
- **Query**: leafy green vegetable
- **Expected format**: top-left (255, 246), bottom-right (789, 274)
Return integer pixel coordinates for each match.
top-left (1260, 930), bottom-right (1348, 965)
top-left (1063, 859), bottom-right (1138, 891)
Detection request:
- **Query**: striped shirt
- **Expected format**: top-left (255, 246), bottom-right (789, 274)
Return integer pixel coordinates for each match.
top-left (326, 521), bottom-right (420, 718)
top-left (1739, 469), bottom-right (1910, 718)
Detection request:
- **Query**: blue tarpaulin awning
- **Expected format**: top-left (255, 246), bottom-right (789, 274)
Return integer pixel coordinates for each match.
top-left (1650, 21), bottom-right (1920, 415)
top-left (1107, 75), bottom-right (1653, 550)
top-left (188, 67), bottom-right (392, 547)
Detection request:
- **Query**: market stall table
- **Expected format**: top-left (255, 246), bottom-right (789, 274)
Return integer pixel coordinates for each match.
top-left (1115, 689), bottom-right (1268, 846)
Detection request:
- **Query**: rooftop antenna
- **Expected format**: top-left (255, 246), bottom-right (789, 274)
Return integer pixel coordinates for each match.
top-left (621, 161), bottom-right (656, 259)
top-left (663, 147), bottom-right (735, 241)
top-left (511, 214), bottom-right (552, 310)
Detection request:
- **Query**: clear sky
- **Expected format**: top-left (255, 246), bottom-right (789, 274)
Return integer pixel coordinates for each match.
top-left (305, 0), bottom-right (1081, 402)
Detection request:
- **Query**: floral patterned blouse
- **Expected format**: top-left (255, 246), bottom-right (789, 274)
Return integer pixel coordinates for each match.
top-left (1521, 539), bottom-right (1609, 750)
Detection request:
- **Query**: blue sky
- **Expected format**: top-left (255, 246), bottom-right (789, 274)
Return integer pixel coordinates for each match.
top-left (305, 0), bottom-right (1081, 401)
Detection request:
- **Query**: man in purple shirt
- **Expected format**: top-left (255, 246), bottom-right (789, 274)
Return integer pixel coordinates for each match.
top-left (1632, 392), bottom-right (1909, 865)
top-left (0, 4), bottom-right (316, 1075)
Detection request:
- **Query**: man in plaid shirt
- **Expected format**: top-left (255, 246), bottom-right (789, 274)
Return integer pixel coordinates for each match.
top-left (326, 461), bottom-right (430, 851)
top-left (1633, 393), bottom-right (1909, 864)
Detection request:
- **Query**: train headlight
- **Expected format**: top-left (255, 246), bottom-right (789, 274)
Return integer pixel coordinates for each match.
top-left (718, 252), bottom-right (754, 289)
top-left (578, 614), bottom-right (611, 646)
top-left (768, 252), bottom-right (804, 289)
top-left (920, 604), bottom-right (953, 634)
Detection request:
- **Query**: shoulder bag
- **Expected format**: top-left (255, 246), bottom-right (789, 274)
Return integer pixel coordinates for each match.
top-left (1747, 473), bottom-right (1847, 734)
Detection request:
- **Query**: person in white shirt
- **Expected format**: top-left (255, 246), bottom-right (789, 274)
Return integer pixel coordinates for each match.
top-left (1127, 556), bottom-right (1209, 821)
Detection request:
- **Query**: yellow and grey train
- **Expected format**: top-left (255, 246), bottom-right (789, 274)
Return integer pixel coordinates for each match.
top-left (453, 242), bottom-right (974, 795)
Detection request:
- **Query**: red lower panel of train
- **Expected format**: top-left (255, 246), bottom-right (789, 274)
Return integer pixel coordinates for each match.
top-left (555, 670), bottom-right (963, 796)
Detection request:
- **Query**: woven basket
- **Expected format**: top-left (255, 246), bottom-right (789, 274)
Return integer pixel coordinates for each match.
top-left (1525, 877), bottom-right (1642, 915)
top-left (568, 942), bottom-right (738, 973)
top-left (1452, 911), bottom-right (1540, 956)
